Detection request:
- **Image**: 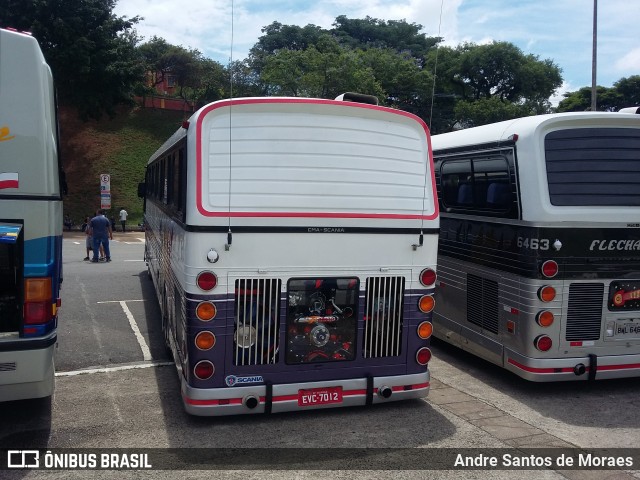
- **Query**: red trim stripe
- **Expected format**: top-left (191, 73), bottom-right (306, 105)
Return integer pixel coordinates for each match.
top-left (183, 381), bottom-right (430, 406)
top-left (0, 179), bottom-right (18, 189)
top-left (508, 358), bottom-right (640, 374)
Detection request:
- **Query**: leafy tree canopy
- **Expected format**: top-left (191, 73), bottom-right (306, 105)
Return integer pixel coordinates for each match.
top-left (0, 0), bottom-right (144, 119)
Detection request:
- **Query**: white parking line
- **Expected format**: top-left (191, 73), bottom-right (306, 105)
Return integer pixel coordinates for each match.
top-left (56, 361), bottom-right (173, 377)
top-left (96, 299), bottom-right (152, 361)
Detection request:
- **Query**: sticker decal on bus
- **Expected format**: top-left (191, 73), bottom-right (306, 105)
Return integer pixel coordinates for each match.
top-left (225, 375), bottom-right (264, 387)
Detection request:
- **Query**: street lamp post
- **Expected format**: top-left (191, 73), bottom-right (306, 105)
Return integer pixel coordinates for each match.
top-left (591, 0), bottom-right (598, 111)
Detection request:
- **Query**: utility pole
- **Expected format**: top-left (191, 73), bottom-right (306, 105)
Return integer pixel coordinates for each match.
top-left (591, 0), bottom-right (598, 111)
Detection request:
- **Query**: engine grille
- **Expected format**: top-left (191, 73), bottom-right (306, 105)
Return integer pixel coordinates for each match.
top-left (233, 278), bottom-right (281, 366)
top-left (566, 283), bottom-right (604, 341)
top-left (466, 274), bottom-right (499, 334)
top-left (363, 276), bottom-right (405, 358)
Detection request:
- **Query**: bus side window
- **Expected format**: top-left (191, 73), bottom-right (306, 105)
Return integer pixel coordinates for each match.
top-left (486, 182), bottom-right (511, 208)
top-left (457, 182), bottom-right (473, 204)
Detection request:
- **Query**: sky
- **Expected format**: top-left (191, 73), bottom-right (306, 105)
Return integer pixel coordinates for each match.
top-left (114, 0), bottom-right (640, 103)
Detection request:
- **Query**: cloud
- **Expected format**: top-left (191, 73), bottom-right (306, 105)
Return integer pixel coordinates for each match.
top-left (614, 47), bottom-right (640, 77)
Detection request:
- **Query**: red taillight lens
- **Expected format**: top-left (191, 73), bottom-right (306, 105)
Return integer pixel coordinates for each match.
top-left (194, 360), bottom-right (215, 380)
top-left (416, 347), bottom-right (432, 365)
top-left (24, 301), bottom-right (49, 324)
top-left (536, 310), bottom-right (555, 327)
top-left (541, 260), bottom-right (558, 278)
top-left (534, 335), bottom-right (552, 352)
top-left (419, 268), bottom-right (437, 287)
top-left (538, 286), bottom-right (556, 302)
top-left (197, 271), bottom-right (217, 291)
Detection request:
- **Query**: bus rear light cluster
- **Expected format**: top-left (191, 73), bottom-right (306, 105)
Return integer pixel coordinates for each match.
top-left (418, 295), bottom-right (435, 313)
top-left (538, 285), bottom-right (556, 302)
top-left (416, 347), bottom-right (432, 365)
top-left (417, 321), bottom-right (433, 339)
top-left (541, 260), bottom-right (558, 278)
top-left (419, 268), bottom-right (437, 287)
top-left (197, 271), bottom-right (218, 291)
top-left (195, 331), bottom-right (216, 350)
top-left (24, 277), bottom-right (53, 325)
top-left (536, 310), bottom-right (555, 327)
top-left (194, 360), bottom-right (215, 380)
top-left (534, 335), bottom-right (552, 352)
top-left (196, 301), bottom-right (217, 321)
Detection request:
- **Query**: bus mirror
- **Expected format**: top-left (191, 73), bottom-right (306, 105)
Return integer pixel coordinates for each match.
top-left (137, 182), bottom-right (146, 198)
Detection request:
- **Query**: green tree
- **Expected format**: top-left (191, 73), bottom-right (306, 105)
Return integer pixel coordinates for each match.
top-left (0, 0), bottom-right (144, 119)
top-left (332, 15), bottom-right (440, 61)
top-left (557, 86), bottom-right (621, 112)
top-left (260, 39), bottom-right (383, 99)
top-left (613, 75), bottom-right (640, 108)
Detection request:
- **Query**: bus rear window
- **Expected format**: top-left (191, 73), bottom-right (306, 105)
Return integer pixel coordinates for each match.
top-left (545, 128), bottom-right (640, 206)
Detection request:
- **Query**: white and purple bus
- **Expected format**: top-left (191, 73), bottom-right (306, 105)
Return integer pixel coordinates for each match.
top-left (139, 94), bottom-right (439, 415)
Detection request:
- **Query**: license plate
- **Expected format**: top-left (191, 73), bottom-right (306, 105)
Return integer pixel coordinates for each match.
top-left (298, 386), bottom-right (343, 407)
top-left (615, 320), bottom-right (640, 337)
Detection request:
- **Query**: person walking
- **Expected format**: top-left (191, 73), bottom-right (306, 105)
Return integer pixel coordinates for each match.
top-left (119, 207), bottom-right (128, 232)
top-left (82, 216), bottom-right (92, 261)
top-left (89, 209), bottom-right (112, 263)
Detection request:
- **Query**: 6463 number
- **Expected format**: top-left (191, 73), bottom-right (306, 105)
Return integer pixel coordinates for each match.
top-left (517, 237), bottom-right (550, 250)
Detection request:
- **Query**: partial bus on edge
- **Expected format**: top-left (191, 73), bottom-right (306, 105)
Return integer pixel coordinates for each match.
top-left (431, 111), bottom-right (640, 381)
top-left (0, 28), bottom-right (63, 401)
top-left (139, 94), bottom-right (439, 415)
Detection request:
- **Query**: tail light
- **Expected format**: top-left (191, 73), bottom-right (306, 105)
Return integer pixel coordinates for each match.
top-left (194, 360), bottom-right (215, 380)
top-left (195, 331), bottom-right (216, 350)
top-left (541, 260), bottom-right (558, 278)
top-left (538, 285), bottom-right (556, 302)
top-left (534, 335), bottom-right (552, 352)
top-left (418, 295), bottom-right (435, 313)
top-left (197, 271), bottom-right (217, 291)
top-left (419, 268), bottom-right (436, 287)
top-left (417, 321), bottom-right (433, 339)
top-left (24, 277), bottom-right (54, 327)
top-left (536, 310), bottom-right (555, 327)
top-left (196, 301), bottom-right (217, 321)
top-left (416, 347), bottom-right (432, 365)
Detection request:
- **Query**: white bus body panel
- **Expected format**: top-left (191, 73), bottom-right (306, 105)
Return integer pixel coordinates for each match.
top-left (187, 99), bottom-right (437, 229)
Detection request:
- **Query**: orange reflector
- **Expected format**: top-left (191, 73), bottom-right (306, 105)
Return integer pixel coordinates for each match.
top-left (536, 310), bottom-right (554, 327)
top-left (196, 302), bottom-right (217, 321)
top-left (418, 295), bottom-right (435, 313)
top-left (25, 277), bottom-right (52, 302)
top-left (538, 285), bottom-right (556, 302)
top-left (417, 321), bottom-right (433, 339)
top-left (195, 331), bottom-right (216, 350)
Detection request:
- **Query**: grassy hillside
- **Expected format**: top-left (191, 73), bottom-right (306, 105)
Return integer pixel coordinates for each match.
top-left (60, 106), bottom-right (185, 226)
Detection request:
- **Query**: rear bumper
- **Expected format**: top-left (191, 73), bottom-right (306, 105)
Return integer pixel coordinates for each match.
top-left (0, 333), bottom-right (56, 401)
top-left (506, 348), bottom-right (640, 381)
top-left (181, 371), bottom-right (429, 416)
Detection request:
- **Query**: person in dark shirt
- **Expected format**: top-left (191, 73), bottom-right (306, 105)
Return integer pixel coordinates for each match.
top-left (88, 209), bottom-right (113, 262)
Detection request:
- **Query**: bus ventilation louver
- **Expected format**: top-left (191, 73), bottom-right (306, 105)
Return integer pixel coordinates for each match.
top-left (233, 279), bottom-right (282, 366)
top-left (466, 274), bottom-right (499, 334)
top-left (566, 283), bottom-right (604, 341)
top-left (363, 276), bottom-right (405, 358)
